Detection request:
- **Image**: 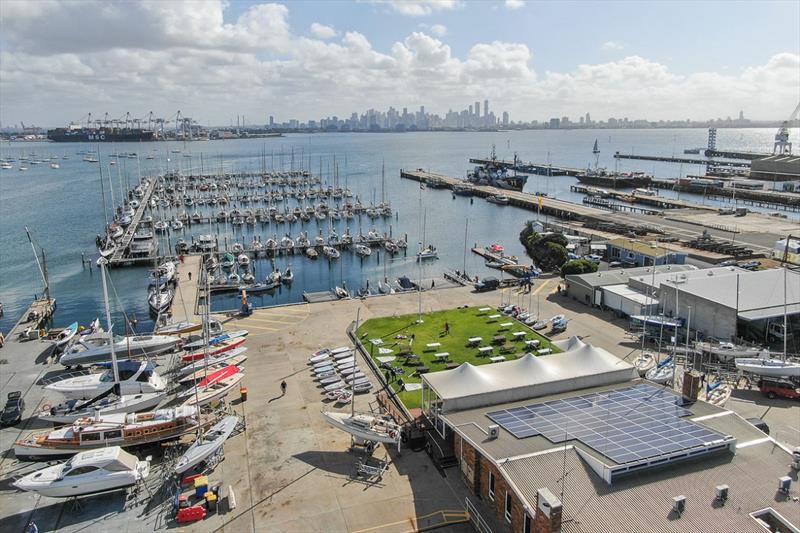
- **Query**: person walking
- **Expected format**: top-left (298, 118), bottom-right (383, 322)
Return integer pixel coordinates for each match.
top-left (280, 380), bottom-right (287, 395)
top-left (444, 322), bottom-right (450, 335)
top-left (188, 272), bottom-right (192, 281)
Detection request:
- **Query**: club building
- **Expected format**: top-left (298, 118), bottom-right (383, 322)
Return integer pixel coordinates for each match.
top-left (419, 338), bottom-right (800, 532)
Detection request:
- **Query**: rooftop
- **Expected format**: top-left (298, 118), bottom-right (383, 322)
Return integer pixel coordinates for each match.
top-left (629, 265), bottom-right (747, 290)
top-left (606, 238), bottom-right (688, 258)
top-left (602, 284), bottom-right (659, 306)
top-left (566, 264), bottom-right (696, 290)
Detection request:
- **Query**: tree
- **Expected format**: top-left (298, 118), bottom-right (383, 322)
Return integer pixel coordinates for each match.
top-left (519, 222), bottom-right (569, 272)
top-left (561, 259), bottom-right (599, 277)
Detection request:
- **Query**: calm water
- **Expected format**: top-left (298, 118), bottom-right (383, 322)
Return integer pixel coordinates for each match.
top-left (1, 128), bottom-right (796, 333)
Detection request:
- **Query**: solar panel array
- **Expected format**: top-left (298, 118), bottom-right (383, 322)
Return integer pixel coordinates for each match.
top-left (486, 383), bottom-right (725, 465)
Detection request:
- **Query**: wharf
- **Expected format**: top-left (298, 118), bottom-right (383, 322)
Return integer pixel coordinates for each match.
top-left (571, 185), bottom-right (718, 212)
top-left (613, 153), bottom-right (751, 169)
top-left (468, 157), bottom-right (583, 176)
top-left (107, 175), bottom-right (159, 268)
top-left (649, 179), bottom-right (800, 211)
top-left (401, 169), bottom-right (608, 221)
top-left (705, 149), bottom-right (771, 160)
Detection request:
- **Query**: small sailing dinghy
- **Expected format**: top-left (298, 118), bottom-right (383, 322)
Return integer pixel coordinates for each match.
top-left (645, 357), bottom-right (674, 385)
top-left (174, 416), bottom-right (238, 474)
top-left (178, 347), bottom-right (248, 376)
top-left (633, 352), bottom-right (656, 377)
top-left (179, 355), bottom-right (248, 384)
top-left (181, 373), bottom-right (245, 407)
top-left (322, 411), bottom-right (401, 445)
top-left (183, 330), bottom-right (249, 351)
top-left (181, 337), bottom-right (247, 362)
top-left (55, 322), bottom-right (79, 350)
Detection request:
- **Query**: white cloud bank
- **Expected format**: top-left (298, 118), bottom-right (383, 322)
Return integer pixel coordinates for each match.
top-left (505, 0), bottom-right (526, 10)
top-left (364, 0), bottom-right (461, 17)
top-left (1, 0), bottom-right (797, 125)
top-left (602, 40), bottom-right (625, 51)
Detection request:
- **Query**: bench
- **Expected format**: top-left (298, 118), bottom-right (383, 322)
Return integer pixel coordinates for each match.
top-left (477, 307), bottom-right (492, 315)
top-left (525, 339), bottom-right (540, 348)
top-left (445, 362), bottom-right (460, 370)
top-left (487, 314), bottom-right (502, 322)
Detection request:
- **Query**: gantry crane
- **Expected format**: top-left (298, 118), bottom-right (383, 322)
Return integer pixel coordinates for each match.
top-left (774, 101), bottom-right (800, 155)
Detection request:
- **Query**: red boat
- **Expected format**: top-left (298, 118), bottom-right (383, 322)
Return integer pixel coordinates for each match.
top-left (197, 365), bottom-right (241, 388)
top-left (181, 338), bottom-right (246, 362)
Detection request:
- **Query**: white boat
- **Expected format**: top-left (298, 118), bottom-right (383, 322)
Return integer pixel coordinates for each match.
top-left (237, 253), bottom-right (250, 266)
top-left (179, 355), bottom-right (248, 383)
top-left (633, 352), bottom-right (656, 377)
top-left (46, 361), bottom-right (166, 400)
top-left (322, 411), bottom-right (401, 445)
top-left (323, 246), bottom-right (340, 259)
top-left (323, 380), bottom-right (347, 391)
top-left (154, 321), bottom-right (202, 335)
top-left (696, 341), bottom-right (766, 363)
top-left (13, 447), bottom-right (150, 498)
top-left (320, 375), bottom-right (344, 385)
top-left (735, 358), bottom-right (800, 377)
top-left (178, 346), bottom-right (248, 376)
top-left (183, 330), bottom-right (249, 351)
top-left (37, 392), bottom-right (165, 424)
top-left (353, 382), bottom-right (373, 393)
top-left (282, 268), bottom-right (294, 284)
top-left (645, 358), bottom-right (674, 384)
top-left (181, 372), bottom-right (245, 407)
top-left (55, 322), bottom-right (79, 349)
top-left (702, 382), bottom-right (732, 407)
top-left (148, 285), bottom-right (174, 314)
top-left (171, 220), bottom-right (184, 231)
top-left (325, 389), bottom-right (353, 404)
top-left (60, 334), bottom-right (179, 366)
top-left (335, 286), bottom-right (350, 299)
top-left (354, 244), bottom-right (371, 257)
top-left (14, 406), bottom-right (202, 459)
top-left (487, 194), bottom-right (510, 205)
top-left (98, 240), bottom-right (117, 259)
top-left (149, 261), bottom-right (176, 286)
top-left (175, 416), bottom-right (238, 474)
top-left (416, 246), bottom-right (439, 261)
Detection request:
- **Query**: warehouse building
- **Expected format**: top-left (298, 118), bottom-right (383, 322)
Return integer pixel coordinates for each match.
top-left (749, 154), bottom-right (800, 181)
top-left (420, 338), bottom-right (799, 532)
top-left (606, 238), bottom-right (688, 267)
top-left (564, 264), bottom-right (695, 307)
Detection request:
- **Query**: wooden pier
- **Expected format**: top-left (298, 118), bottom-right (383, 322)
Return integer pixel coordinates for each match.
top-left (107, 176), bottom-right (159, 268)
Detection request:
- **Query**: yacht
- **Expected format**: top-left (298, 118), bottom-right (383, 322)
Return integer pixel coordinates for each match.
top-left (322, 411), bottom-right (402, 446)
top-left (37, 392), bottom-right (165, 424)
top-left (487, 194), bottom-right (510, 205)
top-left (46, 361), bottom-right (166, 400)
top-left (322, 246), bottom-right (340, 259)
top-left (14, 406), bottom-right (203, 460)
top-left (148, 285), bottom-right (174, 314)
top-left (60, 333), bottom-right (178, 367)
top-left (13, 447), bottom-right (151, 497)
top-left (175, 416), bottom-right (238, 474)
top-left (735, 357), bottom-right (800, 377)
top-left (416, 245), bottom-right (439, 261)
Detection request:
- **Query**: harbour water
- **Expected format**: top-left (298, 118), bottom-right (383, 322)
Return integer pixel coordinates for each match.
top-left (1, 127), bottom-right (796, 333)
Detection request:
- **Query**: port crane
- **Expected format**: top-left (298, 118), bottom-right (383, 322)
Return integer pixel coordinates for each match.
top-left (774, 101), bottom-right (800, 155)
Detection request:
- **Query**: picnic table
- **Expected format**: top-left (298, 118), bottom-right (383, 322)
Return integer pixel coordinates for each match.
top-left (537, 348), bottom-right (552, 355)
top-left (478, 346), bottom-right (494, 356)
top-left (489, 356), bottom-right (506, 363)
top-left (445, 362), bottom-right (459, 369)
top-left (498, 322), bottom-right (513, 330)
top-left (512, 331), bottom-right (527, 340)
top-left (424, 342), bottom-right (442, 352)
top-left (467, 337), bottom-right (483, 347)
top-left (499, 344), bottom-right (514, 354)
top-left (525, 339), bottom-right (540, 348)
top-left (415, 364), bottom-right (430, 375)
top-left (434, 352), bottom-right (450, 361)
top-left (487, 314), bottom-right (502, 322)
top-left (477, 307), bottom-right (492, 315)
top-left (492, 335), bottom-right (506, 345)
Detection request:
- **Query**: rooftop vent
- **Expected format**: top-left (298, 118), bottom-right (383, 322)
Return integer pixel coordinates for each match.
top-left (715, 484), bottom-right (729, 504)
top-left (672, 495), bottom-right (686, 516)
top-left (778, 476), bottom-right (791, 494)
top-left (488, 425), bottom-right (500, 440)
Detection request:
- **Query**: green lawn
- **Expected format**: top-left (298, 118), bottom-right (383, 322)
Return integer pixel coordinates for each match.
top-left (356, 307), bottom-right (559, 410)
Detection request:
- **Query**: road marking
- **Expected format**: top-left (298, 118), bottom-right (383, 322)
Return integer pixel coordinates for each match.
top-left (532, 279), bottom-right (553, 296)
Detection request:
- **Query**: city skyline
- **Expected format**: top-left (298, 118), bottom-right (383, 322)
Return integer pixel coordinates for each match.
top-left (1, 1), bottom-right (798, 126)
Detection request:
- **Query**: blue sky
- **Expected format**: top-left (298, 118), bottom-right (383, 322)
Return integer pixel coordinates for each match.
top-left (1, 0), bottom-right (798, 125)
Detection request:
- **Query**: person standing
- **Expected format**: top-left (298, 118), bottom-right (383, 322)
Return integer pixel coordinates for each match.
top-left (280, 380), bottom-right (287, 395)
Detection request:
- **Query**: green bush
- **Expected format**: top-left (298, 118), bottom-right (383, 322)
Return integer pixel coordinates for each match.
top-left (519, 222), bottom-right (569, 272)
top-left (561, 259), bottom-right (599, 276)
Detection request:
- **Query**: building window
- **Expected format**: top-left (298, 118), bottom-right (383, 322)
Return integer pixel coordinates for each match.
top-left (524, 513), bottom-right (531, 533)
top-left (488, 471), bottom-right (495, 500)
top-left (504, 491), bottom-right (512, 523)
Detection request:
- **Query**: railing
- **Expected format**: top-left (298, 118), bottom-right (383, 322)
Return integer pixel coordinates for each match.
top-left (464, 497), bottom-right (493, 533)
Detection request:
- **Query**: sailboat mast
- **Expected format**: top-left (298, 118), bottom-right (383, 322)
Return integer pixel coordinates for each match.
top-left (99, 259), bottom-right (120, 384)
top-left (783, 266), bottom-right (788, 361)
top-left (25, 227), bottom-right (49, 300)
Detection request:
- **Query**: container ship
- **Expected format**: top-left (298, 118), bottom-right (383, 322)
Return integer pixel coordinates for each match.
top-left (47, 123), bottom-right (155, 143)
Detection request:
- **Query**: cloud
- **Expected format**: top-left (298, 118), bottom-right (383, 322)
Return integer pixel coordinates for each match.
top-left (365, 0), bottom-right (461, 17)
top-left (0, 1), bottom-right (796, 125)
top-left (310, 22), bottom-right (337, 39)
top-left (418, 23), bottom-right (448, 36)
top-left (504, 0), bottom-right (526, 9)
top-left (602, 41), bottom-right (625, 51)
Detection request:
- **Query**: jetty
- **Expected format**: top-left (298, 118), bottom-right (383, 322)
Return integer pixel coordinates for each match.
top-left (613, 152), bottom-right (752, 169)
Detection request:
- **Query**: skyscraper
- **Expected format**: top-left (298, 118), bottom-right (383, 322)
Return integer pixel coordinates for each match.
top-left (474, 101), bottom-right (480, 117)
top-left (502, 111), bottom-right (509, 127)
top-left (484, 99), bottom-right (489, 117)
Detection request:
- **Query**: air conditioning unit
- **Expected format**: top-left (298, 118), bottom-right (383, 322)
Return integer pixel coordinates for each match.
top-left (778, 476), bottom-right (791, 494)
top-left (672, 495), bottom-right (686, 516)
top-left (488, 425), bottom-right (500, 439)
top-left (715, 484), bottom-right (729, 503)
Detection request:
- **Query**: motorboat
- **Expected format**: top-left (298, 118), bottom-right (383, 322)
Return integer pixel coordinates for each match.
top-left (220, 253), bottom-right (236, 269)
top-left (306, 247), bottom-right (318, 259)
top-left (645, 357), bottom-right (674, 385)
top-left (183, 329), bottom-right (249, 351)
top-left (60, 334), bottom-right (179, 367)
top-left (45, 361), bottom-right (166, 400)
top-left (416, 246), bottom-right (438, 261)
top-left (735, 357), bottom-right (800, 377)
top-left (323, 246), bottom-right (340, 259)
top-left (175, 415), bottom-right (239, 474)
top-left (13, 447), bottom-right (151, 497)
top-left (154, 321), bottom-right (201, 335)
top-left (282, 268), bottom-right (294, 284)
top-left (148, 285), bottom-right (174, 314)
top-left (384, 240), bottom-right (399, 254)
top-left (335, 286), bottom-right (350, 299)
top-left (181, 373), bottom-right (244, 407)
top-left (487, 194), bottom-right (510, 205)
top-left (377, 281), bottom-right (394, 294)
top-left (37, 392), bottom-right (166, 425)
top-left (633, 352), bottom-right (656, 377)
top-left (178, 346), bottom-right (248, 376)
top-left (237, 253), bottom-right (250, 266)
top-left (55, 322), bottom-right (79, 350)
top-left (181, 337), bottom-right (247, 362)
top-left (14, 406), bottom-right (203, 460)
top-left (149, 261), bottom-right (176, 286)
top-left (171, 220), bottom-right (184, 231)
top-left (98, 240), bottom-right (117, 259)
top-left (354, 244), bottom-right (371, 257)
top-left (321, 411), bottom-right (401, 445)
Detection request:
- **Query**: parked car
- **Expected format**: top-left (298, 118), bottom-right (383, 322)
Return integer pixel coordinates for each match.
top-left (608, 261), bottom-right (623, 268)
top-left (759, 378), bottom-right (800, 400)
top-left (1, 391), bottom-right (24, 426)
top-left (746, 417), bottom-right (770, 435)
top-left (474, 276), bottom-right (500, 292)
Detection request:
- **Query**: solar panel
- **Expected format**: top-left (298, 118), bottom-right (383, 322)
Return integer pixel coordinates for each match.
top-left (486, 383), bottom-right (726, 465)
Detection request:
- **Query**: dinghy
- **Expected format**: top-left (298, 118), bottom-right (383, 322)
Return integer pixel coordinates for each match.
top-left (179, 347), bottom-right (248, 376)
top-left (181, 337), bottom-right (246, 362)
top-left (183, 330), bottom-right (249, 351)
top-left (645, 357), bottom-right (674, 385)
top-left (55, 322), bottom-right (79, 350)
top-left (179, 355), bottom-right (247, 383)
top-left (633, 352), bottom-right (656, 377)
top-left (181, 373), bottom-right (244, 407)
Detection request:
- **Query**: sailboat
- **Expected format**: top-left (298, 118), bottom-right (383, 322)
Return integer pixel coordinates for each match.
top-left (174, 415), bottom-right (238, 474)
top-left (321, 411), bottom-right (402, 446)
top-left (37, 391), bottom-right (166, 424)
top-left (735, 267), bottom-right (800, 377)
top-left (45, 360), bottom-right (166, 400)
top-left (13, 447), bottom-right (151, 497)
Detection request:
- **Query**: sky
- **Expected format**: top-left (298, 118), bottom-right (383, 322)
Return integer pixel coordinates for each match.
top-left (1, 0), bottom-right (799, 127)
